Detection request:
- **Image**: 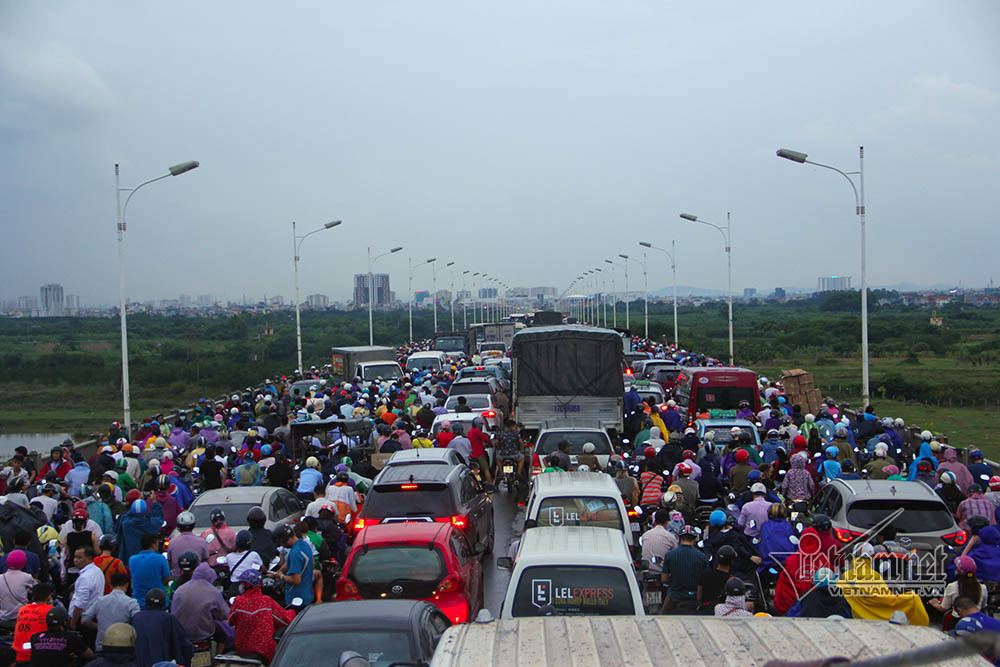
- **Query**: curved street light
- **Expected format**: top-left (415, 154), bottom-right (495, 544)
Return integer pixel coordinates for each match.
top-left (293, 219), bottom-right (342, 373)
top-left (368, 246), bottom-right (403, 344)
top-left (680, 212), bottom-right (733, 365)
top-left (640, 240), bottom-right (678, 347)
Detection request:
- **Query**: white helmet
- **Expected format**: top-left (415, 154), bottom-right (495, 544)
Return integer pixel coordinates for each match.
top-left (920, 430), bottom-right (933, 441)
top-left (576, 464), bottom-right (591, 472)
top-left (582, 442), bottom-right (596, 454)
top-left (805, 414), bottom-right (815, 423)
top-left (231, 394), bottom-right (239, 401)
top-left (667, 399), bottom-right (677, 408)
top-left (230, 407), bottom-right (239, 415)
top-left (660, 491), bottom-right (677, 507)
top-left (894, 418), bottom-right (904, 427)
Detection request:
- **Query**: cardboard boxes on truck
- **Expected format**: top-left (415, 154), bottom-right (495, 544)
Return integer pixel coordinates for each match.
top-left (781, 368), bottom-right (824, 414)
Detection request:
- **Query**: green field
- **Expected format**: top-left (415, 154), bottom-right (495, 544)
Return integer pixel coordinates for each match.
top-left (2, 294), bottom-right (998, 450)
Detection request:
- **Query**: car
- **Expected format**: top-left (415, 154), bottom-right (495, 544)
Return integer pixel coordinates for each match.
top-left (430, 412), bottom-right (497, 439)
top-left (385, 448), bottom-right (467, 468)
top-left (643, 362), bottom-right (682, 393)
top-left (496, 526), bottom-right (644, 618)
top-left (477, 341), bottom-right (507, 356)
top-left (482, 356), bottom-right (511, 379)
top-left (268, 600), bottom-right (450, 666)
top-left (808, 478), bottom-right (965, 589)
top-left (353, 464), bottom-right (495, 556)
top-left (628, 379), bottom-right (665, 406)
top-left (442, 393), bottom-right (500, 429)
top-left (673, 366), bottom-right (761, 426)
top-left (405, 351), bottom-right (448, 374)
top-left (336, 522), bottom-right (484, 623)
top-left (447, 376), bottom-right (503, 398)
top-left (524, 471), bottom-right (636, 547)
top-left (454, 365), bottom-right (509, 393)
top-left (695, 418), bottom-right (762, 449)
top-left (624, 351), bottom-right (649, 370)
top-left (178, 486), bottom-right (304, 539)
top-left (529, 426), bottom-right (614, 475)
top-left (290, 379), bottom-right (323, 397)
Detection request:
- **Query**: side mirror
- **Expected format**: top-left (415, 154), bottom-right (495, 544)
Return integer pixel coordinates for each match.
top-left (496, 557), bottom-right (513, 570)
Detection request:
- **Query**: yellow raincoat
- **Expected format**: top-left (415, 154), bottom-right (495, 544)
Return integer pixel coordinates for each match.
top-left (837, 556), bottom-right (929, 625)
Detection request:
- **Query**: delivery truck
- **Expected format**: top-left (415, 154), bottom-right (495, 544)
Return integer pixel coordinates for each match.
top-left (330, 346), bottom-right (401, 383)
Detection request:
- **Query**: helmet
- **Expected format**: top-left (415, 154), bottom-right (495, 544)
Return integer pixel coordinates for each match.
top-left (709, 509), bottom-right (727, 527)
top-left (894, 418), bottom-right (904, 427)
top-left (955, 555), bottom-right (978, 576)
top-left (716, 545), bottom-right (737, 565)
top-left (812, 514), bottom-right (832, 532)
top-left (660, 491), bottom-right (677, 508)
top-left (210, 509), bottom-right (226, 524)
top-left (99, 534), bottom-right (119, 552)
top-left (968, 515), bottom-right (990, 534)
top-left (920, 430), bottom-right (933, 441)
top-left (42, 483), bottom-right (58, 495)
top-left (724, 577), bottom-right (745, 597)
top-left (102, 623), bottom-right (136, 649)
top-left (930, 440), bottom-right (942, 452)
top-left (970, 449), bottom-right (984, 460)
top-left (247, 507), bottom-right (266, 527)
top-left (177, 551), bottom-right (200, 572)
top-left (677, 462), bottom-right (693, 476)
top-left (236, 530), bottom-right (253, 550)
top-left (813, 567), bottom-right (836, 589)
top-left (45, 606), bottom-right (69, 628)
top-left (177, 511), bottom-right (196, 528)
top-left (956, 616), bottom-right (985, 636)
top-left (130, 499), bottom-right (147, 515)
top-left (306, 456), bottom-right (319, 469)
top-left (582, 442), bottom-right (596, 454)
top-left (156, 474), bottom-right (170, 491)
top-left (273, 525), bottom-right (294, 544)
top-left (682, 450), bottom-right (695, 460)
top-left (679, 525), bottom-right (698, 538)
top-left (734, 449), bottom-right (749, 463)
top-left (939, 471), bottom-right (956, 485)
top-left (989, 476), bottom-right (1000, 491)
top-left (335, 471), bottom-right (350, 483)
top-left (834, 426), bottom-right (848, 438)
top-left (145, 588), bottom-right (166, 609)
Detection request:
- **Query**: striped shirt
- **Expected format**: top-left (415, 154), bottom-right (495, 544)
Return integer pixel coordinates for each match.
top-left (639, 471), bottom-right (664, 506)
top-left (957, 495), bottom-right (996, 532)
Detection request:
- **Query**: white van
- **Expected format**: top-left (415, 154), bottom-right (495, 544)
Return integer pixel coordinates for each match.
top-left (525, 472), bottom-right (635, 546)
top-left (496, 526), bottom-right (643, 619)
top-left (405, 350), bottom-right (447, 373)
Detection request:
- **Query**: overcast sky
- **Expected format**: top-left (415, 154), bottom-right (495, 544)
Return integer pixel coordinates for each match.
top-left (2, 2), bottom-right (997, 305)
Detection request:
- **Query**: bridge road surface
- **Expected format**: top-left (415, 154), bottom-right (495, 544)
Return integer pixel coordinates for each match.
top-left (483, 485), bottom-right (523, 616)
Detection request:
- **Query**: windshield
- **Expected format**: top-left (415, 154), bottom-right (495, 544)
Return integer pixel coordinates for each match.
top-left (190, 502), bottom-right (259, 529)
top-left (448, 382), bottom-right (493, 396)
top-left (433, 336), bottom-right (465, 352)
top-left (536, 432), bottom-right (612, 455)
top-left (406, 357), bottom-right (441, 372)
top-left (479, 343), bottom-right (505, 352)
top-left (445, 395), bottom-right (490, 410)
top-left (512, 566), bottom-right (634, 617)
top-left (348, 546), bottom-right (446, 596)
top-left (535, 496), bottom-right (623, 531)
top-left (457, 368), bottom-right (497, 380)
top-left (362, 363), bottom-right (401, 381)
top-left (364, 486), bottom-right (456, 518)
top-left (277, 631), bottom-right (412, 667)
top-left (847, 500), bottom-right (955, 533)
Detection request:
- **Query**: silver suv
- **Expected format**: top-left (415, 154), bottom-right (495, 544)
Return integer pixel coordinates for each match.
top-left (809, 479), bottom-right (965, 590)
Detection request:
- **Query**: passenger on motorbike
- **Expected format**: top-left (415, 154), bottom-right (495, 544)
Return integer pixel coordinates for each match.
top-left (703, 510), bottom-right (761, 580)
top-left (201, 509), bottom-right (237, 557)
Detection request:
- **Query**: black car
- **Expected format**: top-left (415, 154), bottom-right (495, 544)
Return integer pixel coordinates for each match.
top-left (354, 464), bottom-right (495, 555)
top-left (271, 600), bottom-right (450, 666)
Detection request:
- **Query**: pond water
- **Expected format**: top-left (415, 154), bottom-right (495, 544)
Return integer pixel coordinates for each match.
top-left (0, 433), bottom-right (74, 458)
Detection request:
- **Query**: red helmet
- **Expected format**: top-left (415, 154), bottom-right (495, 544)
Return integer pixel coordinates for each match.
top-left (990, 476), bottom-right (1000, 491)
top-left (734, 449), bottom-right (750, 463)
top-left (682, 450), bottom-right (695, 460)
top-left (792, 435), bottom-right (807, 448)
top-left (643, 447), bottom-right (657, 460)
top-left (677, 462), bottom-right (693, 475)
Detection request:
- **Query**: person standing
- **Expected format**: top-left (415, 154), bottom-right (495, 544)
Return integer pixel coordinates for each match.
top-left (129, 534), bottom-right (171, 609)
top-left (68, 545), bottom-right (105, 638)
top-left (80, 572), bottom-right (140, 653)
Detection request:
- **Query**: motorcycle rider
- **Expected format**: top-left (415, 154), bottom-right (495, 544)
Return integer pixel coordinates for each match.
top-left (495, 419), bottom-right (526, 479)
top-left (201, 509), bottom-right (237, 557)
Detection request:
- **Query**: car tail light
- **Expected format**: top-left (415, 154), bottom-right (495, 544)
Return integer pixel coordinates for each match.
top-left (834, 528), bottom-right (864, 543)
top-left (627, 509), bottom-right (639, 518)
top-left (401, 484), bottom-right (418, 490)
top-left (944, 530), bottom-right (968, 546)
top-left (336, 578), bottom-right (359, 598)
top-left (625, 368), bottom-right (633, 375)
top-left (436, 574), bottom-right (460, 594)
top-left (353, 518), bottom-right (375, 532)
top-left (531, 452), bottom-right (541, 476)
top-left (451, 515), bottom-right (468, 529)
top-left (484, 410), bottom-right (496, 418)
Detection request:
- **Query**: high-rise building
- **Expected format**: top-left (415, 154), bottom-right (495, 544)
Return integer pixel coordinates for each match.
top-left (773, 287), bottom-right (787, 299)
top-left (305, 294), bottom-right (329, 308)
top-left (197, 294), bottom-right (215, 307)
top-left (479, 287), bottom-right (498, 299)
top-left (743, 288), bottom-right (757, 298)
top-left (40, 284), bottom-right (64, 316)
top-left (354, 273), bottom-right (391, 307)
top-left (817, 276), bottom-right (852, 292)
top-left (17, 296), bottom-right (38, 313)
top-left (65, 294), bottom-right (80, 315)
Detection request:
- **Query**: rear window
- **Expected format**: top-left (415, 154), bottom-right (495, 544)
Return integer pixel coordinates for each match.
top-left (406, 357), bottom-right (441, 372)
top-left (693, 386), bottom-right (755, 412)
top-left (362, 363), bottom-right (402, 381)
top-left (190, 502), bottom-right (259, 529)
top-left (479, 343), bottom-right (506, 352)
top-left (847, 500), bottom-right (955, 533)
top-left (445, 395), bottom-right (490, 410)
top-left (536, 432), bottom-right (612, 455)
top-left (364, 485), bottom-right (456, 518)
top-left (348, 546), bottom-right (446, 594)
top-left (448, 382), bottom-right (493, 396)
top-left (535, 497), bottom-right (623, 531)
top-left (512, 566), bottom-right (634, 617)
top-left (701, 425), bottom-right (756, 446)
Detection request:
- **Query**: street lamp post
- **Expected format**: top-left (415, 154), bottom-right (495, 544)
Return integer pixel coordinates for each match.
top-left (430, 260), bottom-right (454, 333)
top-left (777, 146), bottom-right (869, 406)
top-left (640, 240), bottom-right (678, 348)
top-left (294, 219), bottom-right (342, 373)
top-left (681, 212), bottom-right (733, 365)
top-left (116, 160), bottom-right (199, 434)
top-left (617, 254), bottom-right (631, 330)
top-left (408, 257), bottom-right (435, 343)
top-left (368, 246), bottom-right (403, 345)
top-left (449, 266), bottom-right (457, 331)
top-left (604, 259), bottom-right (619, 328)
top-left (472, 273), bottom-right (480, 324)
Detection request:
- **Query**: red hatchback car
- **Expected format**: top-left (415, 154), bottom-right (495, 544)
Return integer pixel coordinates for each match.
top-left (335, 522), bottom-right (484, 624)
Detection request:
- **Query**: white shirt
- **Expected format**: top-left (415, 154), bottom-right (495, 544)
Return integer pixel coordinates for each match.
top-left (640, 525), bottom-right (678, 573)
top-left (324, 484), bottom-right (358, 513)
top-left (69, 562), bottom-right (105, 617)
top-left (305, 497), bottom-right (337, 518)
top-left (225, 550), bottom-right (263, 582)
top-left (33, 494), bottom-right (59, 520)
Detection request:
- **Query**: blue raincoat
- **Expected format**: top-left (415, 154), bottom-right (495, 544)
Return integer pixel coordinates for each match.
top-left (908, 442), bottom-right (939, 481)
top-left (757, 519), bottom-right (797, 572)
top-left (949, 525), bottom-right (1000, 583)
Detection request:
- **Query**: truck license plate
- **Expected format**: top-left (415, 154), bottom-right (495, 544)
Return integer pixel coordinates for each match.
top-left (503, 464), bottom-right (514, 474)
top-left (630, 522), bottom-right (640, 532)
top-left (644, 590), bottom-right (662, 606)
